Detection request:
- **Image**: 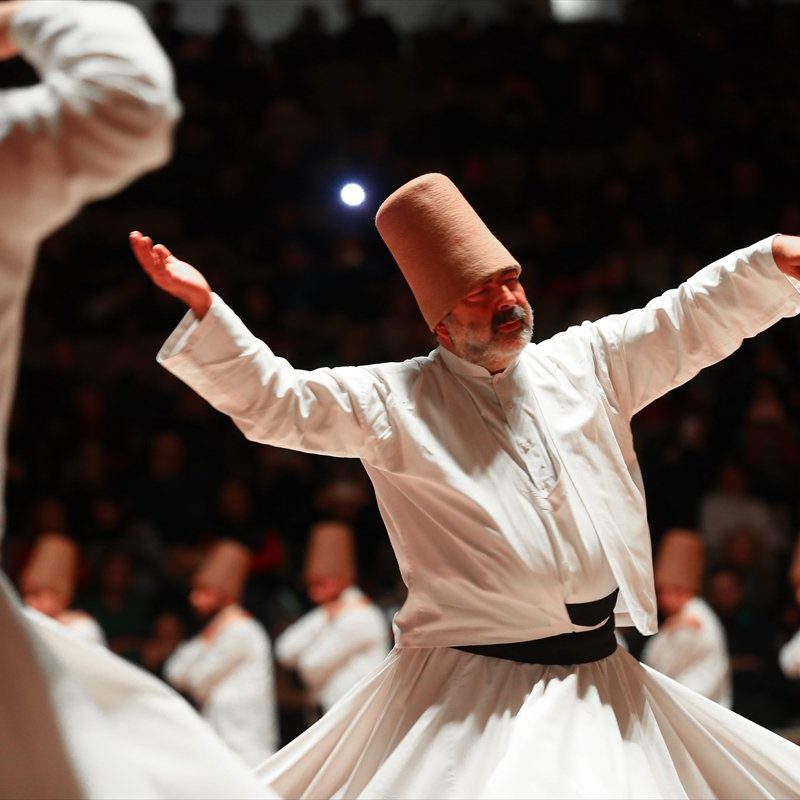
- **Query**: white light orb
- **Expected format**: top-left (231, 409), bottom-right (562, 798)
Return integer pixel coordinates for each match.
top-left (340, 182), bottom-right (366, 207)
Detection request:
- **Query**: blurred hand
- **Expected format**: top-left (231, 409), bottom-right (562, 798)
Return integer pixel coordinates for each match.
top-left (0, 1), bottom-right (23, 61)
top-left (130, 231), bottom-right (212, 318)
top-left (772, 234), bottom-right (800, 281)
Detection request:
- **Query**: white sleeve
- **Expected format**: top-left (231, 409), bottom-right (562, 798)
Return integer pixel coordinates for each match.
top-left (163, 637), bottom-right (205, 692)
top-left (64, 614), bottom-right (107, 648)
top-left (157, 295), bottom-right (394, 459)
top-left (582, 237), bottom-right (800, 418)
top-left (668, 635), bottom-right (727, 700)
top-left (165, 628), bottom-right (252, 698)
top-left (0, 0), bottom-right (180, 242)
top-left (274, 609), bottom-right (326, 669)
top-left (297, 607), bottom-right (387, 687)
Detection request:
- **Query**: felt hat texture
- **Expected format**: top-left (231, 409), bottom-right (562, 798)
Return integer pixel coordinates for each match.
top-left (376, 173), bottom-right (519, 329)
top-left (304, 520), bottom-right (357, 585)
top-left (654, 528), bottom-right (705, 594)
top-left (20, 532), bottom-right (79, 600)
top-left (193, 539), bottom-right (252, 601)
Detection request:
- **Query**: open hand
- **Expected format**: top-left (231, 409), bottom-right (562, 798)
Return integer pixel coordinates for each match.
top-left (130, 231), bottom-right (212, 318)
top-left (772, 234), bottom-right (800, 281)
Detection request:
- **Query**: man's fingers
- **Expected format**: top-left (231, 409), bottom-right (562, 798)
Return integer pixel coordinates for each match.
top-left (129, 230), bottom-right (149, 259)
top-left (129, 231), bottom-right (163, 275)
top-left (152, 244), bottom-right (172, 269)
top-left (130, 232), bottom-right (186, 296)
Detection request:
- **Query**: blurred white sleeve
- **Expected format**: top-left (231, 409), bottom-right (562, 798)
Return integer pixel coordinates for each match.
top-left (1, 0), bottom-right (180, 241)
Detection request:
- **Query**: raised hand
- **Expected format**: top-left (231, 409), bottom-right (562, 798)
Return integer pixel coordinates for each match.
top-left (772, 234), bottom-right (800, 281)
top-left (0, 1), bottom-right (22, 61)
top-left (130, 231), bottom-right (212, 318)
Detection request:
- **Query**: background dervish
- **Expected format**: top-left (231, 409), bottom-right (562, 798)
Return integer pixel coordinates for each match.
top-left (165, 538), bottom-right (279, 766)
top-left (274, 520), bottom-right (391, 715)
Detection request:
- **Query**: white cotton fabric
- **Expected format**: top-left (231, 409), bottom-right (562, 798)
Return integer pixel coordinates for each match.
top-left (159, 236), bottom-right (800, 798)
top-left (256, 645), bottom-right (800, 799)
top-left (275, 587), bottom-right (392, 712)
top-left (641, 597), bottom-right (732, 708)
top-left (57, 610), bottom-right (108, 648)
top-left (165, 611), bottom-right (279, 766)
top-left (24, 604), bottom-right (272, 799)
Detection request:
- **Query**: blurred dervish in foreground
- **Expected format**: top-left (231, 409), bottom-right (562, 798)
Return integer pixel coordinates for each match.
top-left (131, 172), bottom-right (800, 798)
top-left (0, 2), bottom-right (267, 797)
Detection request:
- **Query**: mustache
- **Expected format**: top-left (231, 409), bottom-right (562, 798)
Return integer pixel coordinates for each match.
top-left (491, 305), bottom-right (528, 333)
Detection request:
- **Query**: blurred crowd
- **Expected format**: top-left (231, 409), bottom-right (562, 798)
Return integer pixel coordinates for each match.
top-left (3, 0), bottom-right (800, 741)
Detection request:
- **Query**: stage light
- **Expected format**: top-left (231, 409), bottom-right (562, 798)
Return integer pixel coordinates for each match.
top-left (550, 0), bottom-right (623, 22)
top-left (340, 182), bottom-right (366, 207)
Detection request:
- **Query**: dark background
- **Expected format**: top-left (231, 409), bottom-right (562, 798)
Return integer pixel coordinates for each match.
top-left (3, 0), bottom-right (800, 739)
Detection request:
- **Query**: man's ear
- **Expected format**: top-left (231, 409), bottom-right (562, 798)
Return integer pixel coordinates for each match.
top-left (433, 320), bottom-right (452, 348)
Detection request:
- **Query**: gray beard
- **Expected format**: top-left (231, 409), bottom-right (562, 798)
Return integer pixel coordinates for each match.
top-left (444, 304), bottom-right (534, 370)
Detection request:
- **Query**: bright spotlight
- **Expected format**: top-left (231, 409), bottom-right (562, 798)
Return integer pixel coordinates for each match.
top-left (340, 182), bottom-right (366, 207)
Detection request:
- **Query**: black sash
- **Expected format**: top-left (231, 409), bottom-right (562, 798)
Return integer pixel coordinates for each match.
top-left (453, 588), bottom-right (619, 666)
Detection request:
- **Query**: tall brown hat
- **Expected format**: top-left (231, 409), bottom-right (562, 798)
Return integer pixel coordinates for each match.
top-left (20, 532), bottom-right (79, 601)
top-left (303, 521), bottom-right (356, 585)
top-left (375, 173), bottom-right (520, 330)
top-left (654, 528), bottom-right (705, 594)
top-left (192, 539), bottom-right (251, 601)
top-left (789, 536), bottom-right (800, 588)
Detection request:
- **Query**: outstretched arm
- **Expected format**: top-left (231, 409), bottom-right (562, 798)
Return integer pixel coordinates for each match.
top-left (131, 234), bottom-right (393, 460)
top-left (582, 235), bottom-right (800, 418)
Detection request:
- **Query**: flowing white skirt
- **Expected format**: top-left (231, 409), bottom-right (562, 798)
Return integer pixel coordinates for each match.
top-left (0, 574), bottom-right (270, 799)
top-left (257, 645), bottom-right (800, 799)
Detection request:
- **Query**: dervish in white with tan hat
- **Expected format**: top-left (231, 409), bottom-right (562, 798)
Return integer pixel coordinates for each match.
top-left (20, 532), bottom-right (107, 646)
top-left (133, 171), bottom-right (800, 797)
top-left (641, 528), bottom-right (732, 707)
top-left (275, 521), bottom-right (390, 715)
top-left (164, 538), bottom-right (279, 767)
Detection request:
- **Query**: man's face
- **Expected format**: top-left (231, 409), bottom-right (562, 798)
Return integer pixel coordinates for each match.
top-left (305, 574), bottom-right (349, 606)
top-left (656, 584), bottom-right (693, 617)
top-left (189, 586), bottom-right (226, 618)
top-left (25, 588), bottom-right (69, 618)
top-left (434, 268), bottom-right (533, 374)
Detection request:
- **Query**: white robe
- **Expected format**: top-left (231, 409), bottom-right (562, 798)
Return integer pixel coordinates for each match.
top-left (274, 587), bottom-right (391, 712)
top-left (160, 236), bottom-right (800, 798)
top-left (0, 4), bottom-right (267, 797)
top-left (641, 597), bottom-right (732, 708)
top-left (58, 609), bottom-right (108, 647)
top-left (165, 609), bottom-right (279, 767)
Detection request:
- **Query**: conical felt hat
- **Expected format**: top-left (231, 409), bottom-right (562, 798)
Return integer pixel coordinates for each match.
top-left (375, 173), bottom-right (520, 329)
top-left (20, 532), bottom-right (79, 601)
top-left (654, 528), bottom-right (704, 594)
top-left (303, 521), bottom-right (356, 584)
top-left (193, 539), bottom-right (251, 601)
